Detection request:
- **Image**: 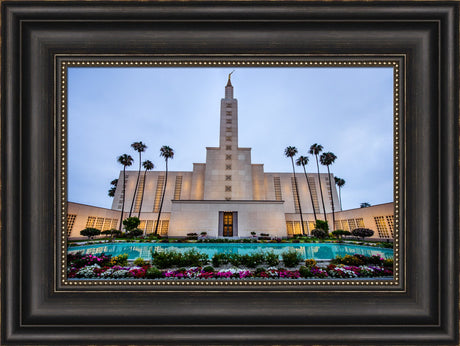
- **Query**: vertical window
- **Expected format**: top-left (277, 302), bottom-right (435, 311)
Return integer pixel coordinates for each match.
top-left (153, 176), bottom-right (165, 212)
top-left (67, 214), bottom-right (77, 236)
top-left (307, 177), bottom-right (320, 214)
top-left (356, 218), bottom-right (365, 228)
top-left (286, 221), bottom-right (294, 236)
top-left (102, 218), bottom-right (113, 231)
top-left (174, 176), bottom-right (183, 200)
top-left (374, 216), bottom-right (390, 238)
top-left (274, 177), bottom-right (282, 201)
top-left (133, 174), bottom-right (145, 212)
top-left (226, 145), bottom-right (232, 150)
top-left (347, 219), bottom-right (357, 231)
top-left (226, 136), bottom-right (232, 142)
top-left (86, 216), bottom-right (97, 228)
top-left (386, 215), bottom-right (394, 236)
top-left (291, 177), bottom-right (300, 213)
top-left (307, 221), bottom-right (316, 233)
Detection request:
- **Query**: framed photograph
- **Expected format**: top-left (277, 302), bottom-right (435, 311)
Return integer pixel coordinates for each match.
top-left (2, 1), bottom-right (458, 345)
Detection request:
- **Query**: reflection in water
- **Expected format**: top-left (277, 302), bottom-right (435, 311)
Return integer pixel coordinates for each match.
top-left (69, 243), bottom-right (393, 261)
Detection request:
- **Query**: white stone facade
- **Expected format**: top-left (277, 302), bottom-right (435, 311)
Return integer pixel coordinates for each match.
top-left (67, 77), bottom-right (394, 240)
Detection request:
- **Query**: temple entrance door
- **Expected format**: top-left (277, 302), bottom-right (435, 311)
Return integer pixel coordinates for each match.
top-left (223, 212), bottom-right (233, 237)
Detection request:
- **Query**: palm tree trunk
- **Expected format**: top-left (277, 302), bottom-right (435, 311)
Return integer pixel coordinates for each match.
top-left (315, 154), bottom-right (327, 221)
top-left (154, 159), bottom-right (168, 235)
top-left (302, 165), bottom-right (318, 223)
top-left (137, 168), bottom-right (147, 219)
top-left (129, 151), bottom-right (142, 217)
top-left (327, 166), bottom-right (335, 232)
top-left (291, 157), bottom-right (306, 236)
top-left (119, 167), bottom-right (126, 231)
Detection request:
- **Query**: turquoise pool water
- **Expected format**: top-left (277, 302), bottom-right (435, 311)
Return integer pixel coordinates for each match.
top-left (68, 242), bottom-right (393, 261)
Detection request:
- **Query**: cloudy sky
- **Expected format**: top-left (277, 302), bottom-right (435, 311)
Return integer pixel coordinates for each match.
top-left (68, 67), bottom-right (394, 210)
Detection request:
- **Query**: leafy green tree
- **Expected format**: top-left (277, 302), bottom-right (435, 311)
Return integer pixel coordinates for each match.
top-left (351, 228), bottom-right (374, 239)
top-left (308, 143), bottom-right (327, 221)
top-left (334, 177), bottom-right (345, 210)
top-left (137, 160), bottom-right (154, 218)
top-left (296, 155), bottom-right (318, 223)
top-left (320, 151), bottom-right (337, 231)
top-left (117, 154), bottom-right (134, 231)
top-left (123, 216), bottom-right (141, 232)
top-left (129, 141), bottom-right (147, 217)
top-left (80, 227), bottom-right (101, 239)
top-left (154, 146), bottom-right (174, 235)
top-left (284, 146), bottom-right (306, 236)
top-left (360, 202), bottom-right (371, 208)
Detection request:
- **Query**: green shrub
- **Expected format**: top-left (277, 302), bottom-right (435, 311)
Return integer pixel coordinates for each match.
top-left (383, 258), bottom-right (394, 267)
top-left (179, 249), bottom-right (208, 267)
top-left (203, 266), bottom-right (215, 273)
top-left (212, 253), bottom-right (230, 267)
top-left (332, 229), bottom-right (350, 239)
top-left (264, 251), bottom-right (280, 267)
top-left (128, 228), bottom-right (143, 238)
top-left (304, 259), bottom-right (317, 267)
top-left (80, 227), bottom-right (101, 239)
top-left (311, 229), bottom-right (328, 239)
top-left (228, 253), bottom-right (242, 267)
top-left (331, 254), bottom-right (364, 266)
top-left (281, 249), bottom-right (302, 267)
top-left (315, 220), bottom-right (329, 231)
top-left (151, 249), bottom-right (180, 269)
top-left (239, 253), bottom-right (265, 268)
top-left (351, 228), bottom-right (374, 239)
top-left (123, 217), bottom-right (140, 232)
top-left (145, 267), bottom-right (163, 279)
top-left (111, 253), bottom-right (129, 266)
top-left (299, 265), bottom-right (313, 278)
top-left (133, 257), bottom-right (149, 267)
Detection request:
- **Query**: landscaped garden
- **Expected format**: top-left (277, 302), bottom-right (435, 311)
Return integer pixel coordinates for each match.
top-left (67, 249), bottom-right (393, 280)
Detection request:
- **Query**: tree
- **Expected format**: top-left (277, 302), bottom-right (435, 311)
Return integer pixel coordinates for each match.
top-left (296, 155), bottom-right (318, 223)
top-left (123, 216), bottom-right (141, 232)
top-left (108, 178), bottom-right (118, 197)
top-left (284, 146), bottom-right (306, 236)
top-left (360, 202), bottom-right (371, 208)
top-left (351, 228), bottom-right (374, 240)
top-left (154, 146), bottom-right (174, 235)
top-left (320, 151), bottom-right (337, 232)
top-left (80, 227), bottom-right (101, 240)
top-left (129, 141), bottom-right (147, 217)
top-left (308, 143), bottom-right (327, 221)
top-left (117, 154), bottom-right (134, 231)
top-left (315, 219), bottom-right (329, 231)
top-left (334, 177), bottom-right (345, 210)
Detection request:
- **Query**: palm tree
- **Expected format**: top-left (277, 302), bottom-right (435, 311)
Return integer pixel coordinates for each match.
top-left (117, 154), bottom-right (134, 231)
top-left (284, 146), bottom-right (306, 236)
top-left (154, 146), bottom-right (174, 235)
top-left (334, 177), bottom-right (345, 210)
top-left (107, 178), bottom-right (118, 197)
top-left (137, 160), bottom-right (154, 219)
top-left (296, 155), bottom-right (318, 223)
top-left (320, 152), bottom-right (337, 232)
top-left (308, 143), bottom-right (327, 221)
top-left (129, 141), bottom-right (147, 217)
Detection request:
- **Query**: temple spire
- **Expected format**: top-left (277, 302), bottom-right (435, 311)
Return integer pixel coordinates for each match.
top-left (225, 71), bottom-right (235, 99)
top-left (227, 70), bottom-right (235, 87)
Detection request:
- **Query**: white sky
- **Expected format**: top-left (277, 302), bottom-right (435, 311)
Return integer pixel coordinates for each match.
top-left (68, 67), bottom-right (394, 210)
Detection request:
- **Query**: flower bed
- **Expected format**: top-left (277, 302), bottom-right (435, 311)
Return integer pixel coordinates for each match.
top-left (68, 252), bottom-right (393, 280)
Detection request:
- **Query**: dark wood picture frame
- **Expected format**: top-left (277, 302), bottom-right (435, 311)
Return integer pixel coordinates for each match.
top-left (2, 1), bottom-right (458, 345)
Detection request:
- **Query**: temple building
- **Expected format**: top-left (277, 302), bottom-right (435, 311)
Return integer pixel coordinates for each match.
top-left (67, 76), bottom-right (395, 240)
